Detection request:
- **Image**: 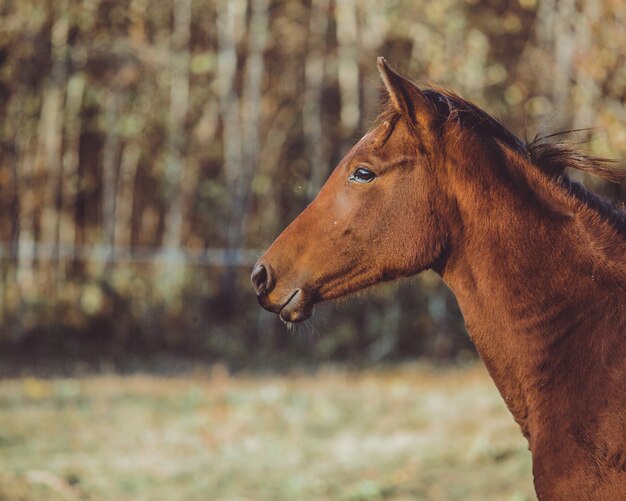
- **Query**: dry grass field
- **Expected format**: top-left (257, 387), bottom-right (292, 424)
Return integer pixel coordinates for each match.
top-left (0, 364), bottom-right (534, 500)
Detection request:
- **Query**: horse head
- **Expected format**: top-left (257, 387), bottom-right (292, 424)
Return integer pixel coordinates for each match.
top-left (252, 58), bottom-right (451, 323)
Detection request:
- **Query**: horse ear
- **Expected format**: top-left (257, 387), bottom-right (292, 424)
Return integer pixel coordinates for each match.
top-left (377, 57), bottom-right (432, 124)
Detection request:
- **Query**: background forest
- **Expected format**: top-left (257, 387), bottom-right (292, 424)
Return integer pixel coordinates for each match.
top-left (0, 0), bottom-right (625, 372)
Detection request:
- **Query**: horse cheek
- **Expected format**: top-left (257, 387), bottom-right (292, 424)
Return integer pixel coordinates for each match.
top-left (403, 194), bottom-right (445, 274)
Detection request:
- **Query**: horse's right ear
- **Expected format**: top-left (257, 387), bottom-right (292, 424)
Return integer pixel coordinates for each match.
top-left (377, 57), bottom-right (432, 125)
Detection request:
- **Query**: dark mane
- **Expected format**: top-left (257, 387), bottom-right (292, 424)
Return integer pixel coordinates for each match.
top-left (377, 86), bottom-right (626, 234)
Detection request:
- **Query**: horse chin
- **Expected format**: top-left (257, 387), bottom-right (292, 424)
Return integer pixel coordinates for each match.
top-left (278, 289), bottom-right (315, 323)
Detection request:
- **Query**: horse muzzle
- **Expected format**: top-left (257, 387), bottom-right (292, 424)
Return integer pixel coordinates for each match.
top-left (251, 262), bottom-right (315, 323)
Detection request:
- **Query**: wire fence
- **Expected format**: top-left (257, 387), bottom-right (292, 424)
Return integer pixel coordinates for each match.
top-left (0, 242), bottom-right (262, 267)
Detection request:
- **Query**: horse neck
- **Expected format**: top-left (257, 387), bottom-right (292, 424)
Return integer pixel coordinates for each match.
top-left (438, 140), bottom-right (626, 443)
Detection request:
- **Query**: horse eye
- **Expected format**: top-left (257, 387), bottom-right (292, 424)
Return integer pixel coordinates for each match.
top-left (350, 167), bottom-right (376, 183)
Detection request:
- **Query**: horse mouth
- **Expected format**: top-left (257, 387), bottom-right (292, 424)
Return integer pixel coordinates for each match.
top-left (278, 289), bottom-right (315, 323)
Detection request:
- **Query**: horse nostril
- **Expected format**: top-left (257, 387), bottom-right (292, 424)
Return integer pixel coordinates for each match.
top-left (251, 263), bottom-right (271, 296)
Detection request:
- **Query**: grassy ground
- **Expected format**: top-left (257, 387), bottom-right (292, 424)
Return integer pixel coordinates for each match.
top-left (0, 363), bottom-right (534, 501)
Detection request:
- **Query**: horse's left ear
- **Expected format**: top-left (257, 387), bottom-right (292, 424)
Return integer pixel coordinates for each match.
top-left (377, 57), bottom-right (432, 124)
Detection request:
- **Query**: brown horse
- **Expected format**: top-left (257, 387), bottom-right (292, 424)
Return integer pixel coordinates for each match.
top-left (251, 58), bottom-right (626, 500)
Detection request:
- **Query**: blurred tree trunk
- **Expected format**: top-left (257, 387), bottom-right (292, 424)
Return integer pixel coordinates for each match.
top-left (154, 0), bottom-right (193, 298)
top-left (217, 0), bottom-right (269, 300)
top-left (101, 89), bottom-right (121, 266)
top-left (572, 0), bottom-right (600, 132)
top-left (6, 85), bottom-right (33, 337)
top-left (62, 73), bottom-right (85, 273)
top-left (360, 0), bottom-right (387, 125)
top-left (15, 89), bottom-right (37, 306)
top-left (162, 0), bottom-right (192, 254)
top-left (114, 140), bottom-right (141, 252)
top-left (239, 0), bottom-right (269, 241)
top-left (336, 0), bottom-right (360, 138)
top-left (304, 0), bottom-right (330, 199)
top-left (37, 2), bottom-right (69, 293)
top-left (216, 0), bottom-right (245, 261)
top-left (537, 0), bottom-right (577, 129)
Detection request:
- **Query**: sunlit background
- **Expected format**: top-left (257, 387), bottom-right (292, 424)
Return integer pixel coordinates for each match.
top-left (0, 0), bottom-right (624, 499)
